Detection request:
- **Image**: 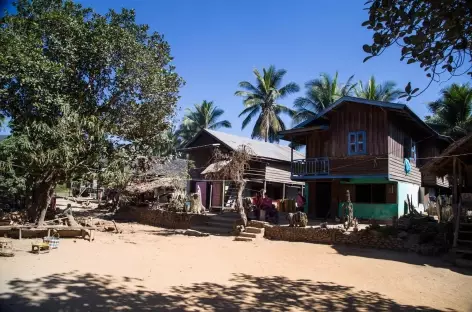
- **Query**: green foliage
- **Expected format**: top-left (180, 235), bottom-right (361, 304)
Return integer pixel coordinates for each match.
top-left (292, 72), bottom-right (355, 124)
top-left (354, 76), bottom-right (401, 102)
top-left (0, 0), bottom-right (183, 221)
top-left (0, 137), bottom-right (27, 198)
top-left (153, 128), bottom-right (182, 158)
top-left (236, 66), bottom-right (299, 142)
top-left (177, 100), bottom-right (231, 144)
top-left (425, 83), bottom-right (472, 139)
top-left (362, 0), bottom-right (471, 99)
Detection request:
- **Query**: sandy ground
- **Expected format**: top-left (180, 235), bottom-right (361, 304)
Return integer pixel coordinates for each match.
top-left (1, 221), bottom-right (472, 311)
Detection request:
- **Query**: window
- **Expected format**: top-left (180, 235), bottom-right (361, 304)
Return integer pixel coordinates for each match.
top-left (354, 184), bottom-right (387, 204)
top-left (403, 137), bottom-right (417, 163)
top-left (355, 184), bottom-right (371, 203)
top-left (348, 131), bottom-right (366, 155)
top-left (371, 184), bottom-right (387, 203)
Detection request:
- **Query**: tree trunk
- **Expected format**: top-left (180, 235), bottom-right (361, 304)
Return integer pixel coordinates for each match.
top-left (31, 181), bottom-right (55, 226)
top-left (236, 181), bottom-right (247, 227)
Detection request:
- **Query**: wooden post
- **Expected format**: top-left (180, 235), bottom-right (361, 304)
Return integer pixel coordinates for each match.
top-left (209, 183), bottom-right (213, 211)
top-left (282, 183), bottom-right (286, 199)
top-left (453, 156), bottom-right (458, 247)
top-left (221, 180), bottom-right (225, 210)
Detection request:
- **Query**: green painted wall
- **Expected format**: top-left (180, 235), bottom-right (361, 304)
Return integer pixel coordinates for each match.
top-left (338, 203), bottom-right (398, 220)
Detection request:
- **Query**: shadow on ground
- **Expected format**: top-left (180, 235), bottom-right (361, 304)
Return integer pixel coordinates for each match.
top-left (331, 245), bottom-right (472, 276)
top-left (0, 271), bottom-right (450, 311)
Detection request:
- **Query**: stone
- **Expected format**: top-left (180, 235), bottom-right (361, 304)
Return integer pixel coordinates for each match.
top-left (397, 231), bottom-right (408, 239)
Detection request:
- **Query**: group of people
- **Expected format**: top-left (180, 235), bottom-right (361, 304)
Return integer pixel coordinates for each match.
top-left (250, 189), bottom-right (306, 224)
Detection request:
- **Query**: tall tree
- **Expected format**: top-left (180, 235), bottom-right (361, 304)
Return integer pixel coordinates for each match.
top-left (293, 72), bottom-right (355, 124)
top-left (177, 100), bottom-right (231, 143)
top-left (236, 66), bottom-right (299, 142)
top-left (354, 76), bottom-right (401, 102)
top-left (362, 0), bottom-right (471, 99)
top-left (425, 83), bottom-right (472, 139)
top-left (0, 0), bottom-right (183, 224)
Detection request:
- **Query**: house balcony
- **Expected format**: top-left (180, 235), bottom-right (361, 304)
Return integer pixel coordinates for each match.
top-left (291, 158), bottom-right (330, 178)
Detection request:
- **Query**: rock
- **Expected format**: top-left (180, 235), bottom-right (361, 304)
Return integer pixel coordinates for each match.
top-left (183, 230), bottom-right (209, 237)
top-left (397, 231), bottom-right (408, 239)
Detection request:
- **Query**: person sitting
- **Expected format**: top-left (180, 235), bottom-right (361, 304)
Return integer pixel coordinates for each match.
top-left (262, 192), bottom-right (279, 224)
top-left (252, 192), bottom-right (262, 220)
top-left (296, 189), bottom-right (306, 212)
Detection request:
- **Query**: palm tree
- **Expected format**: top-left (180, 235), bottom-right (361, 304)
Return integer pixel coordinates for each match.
top-left (153, 129), bottom-right (182, 158)
top-left (425, 83), bottom-right (472, 139)
top-left (235, 66), bottom-right (299, 142)
top-left (177, 100), bottom-right (231, 143)
top-left (354, 76), bottom-right (401, 102)
top-left (292, 72), bottom-right (355, 124)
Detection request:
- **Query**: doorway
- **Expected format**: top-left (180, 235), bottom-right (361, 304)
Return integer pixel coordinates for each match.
top-left (315, 182), bottom-right (331, 218)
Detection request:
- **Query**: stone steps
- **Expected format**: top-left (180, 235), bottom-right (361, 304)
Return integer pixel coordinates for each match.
top-left (239, 232), bottom-right (257, 239)
top-left (234, 236), bottom-right (252, 242)
top-left (245, 226), bottom-right (263, 234)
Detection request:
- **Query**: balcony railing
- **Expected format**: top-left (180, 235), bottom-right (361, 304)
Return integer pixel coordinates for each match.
top-left (291, 158), bottom-right (330, 177)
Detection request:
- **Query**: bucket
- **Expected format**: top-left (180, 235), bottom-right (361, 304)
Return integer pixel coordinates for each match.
top-left (43, 233), bottom-right (60, 249)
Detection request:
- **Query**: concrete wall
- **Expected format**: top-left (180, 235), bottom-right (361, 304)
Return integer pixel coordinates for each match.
top-left (397, 181), bottom-right (420, 216)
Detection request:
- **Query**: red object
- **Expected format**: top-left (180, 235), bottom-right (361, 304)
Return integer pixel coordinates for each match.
top-left (50, 196), bottom-right (57, 211)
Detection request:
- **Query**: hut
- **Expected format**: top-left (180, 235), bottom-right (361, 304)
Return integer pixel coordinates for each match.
top-left (123, 158), bottom-right (188, 207)
top-left (421, 133), bottom-right (472, 254)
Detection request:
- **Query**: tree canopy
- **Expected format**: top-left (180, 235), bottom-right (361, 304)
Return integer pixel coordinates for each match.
top-left (293, 72), bottom-right (355, 124)
top-left (177, 100), bottom-right (231, 144)
top-left (236, 66), bottom-right (299, 142)
top-left (0, 0), bottom-right (183, 223)
top-left (425, 83), bottom-right (472, 139)
top-left (354, 76), bottom-right (401, 102)
top-left (362, 0), bottom-right (471, 99)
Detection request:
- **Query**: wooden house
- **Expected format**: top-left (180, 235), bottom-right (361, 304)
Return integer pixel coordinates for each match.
top-left (180, 129), bottom-right (304, 211)
top-left (279, 96), bottom-right (452, 221)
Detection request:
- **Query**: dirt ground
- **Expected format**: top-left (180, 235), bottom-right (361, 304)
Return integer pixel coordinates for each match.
top-left (1, 220), bottom-right (472, 312)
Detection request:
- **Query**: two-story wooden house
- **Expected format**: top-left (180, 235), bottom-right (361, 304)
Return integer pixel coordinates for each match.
top-left (279, 96), bottom-right (452, 221)
top-left (180, 129), bottom-right (304, 211)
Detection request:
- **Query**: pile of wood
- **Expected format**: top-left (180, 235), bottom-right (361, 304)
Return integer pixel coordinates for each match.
top-left (0, 210), bottom-right (28, 226)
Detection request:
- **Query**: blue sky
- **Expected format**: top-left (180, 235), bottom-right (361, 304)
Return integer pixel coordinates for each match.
top-left (1, 0), bottom-right (469, 137)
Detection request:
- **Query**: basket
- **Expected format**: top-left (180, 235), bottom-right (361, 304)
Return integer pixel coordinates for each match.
top-left (43, 233), bottom-right (60, 249)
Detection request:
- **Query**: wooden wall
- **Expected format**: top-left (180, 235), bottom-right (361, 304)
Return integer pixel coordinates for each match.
top-left (306, 102), bottom-right (388, 158)
top-left (388, 122), bottom-right (405, 159)
top-left (388, 155), bottom-right (421, 185)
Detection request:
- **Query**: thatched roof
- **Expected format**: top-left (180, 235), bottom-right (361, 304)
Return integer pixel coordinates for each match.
top-left (124, 158), bottom-right (188, 195)
top-left (421, 133), bottom-right (472, 176)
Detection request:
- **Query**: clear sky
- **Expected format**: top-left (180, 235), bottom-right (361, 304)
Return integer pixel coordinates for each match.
top-left (1, 0), bottom-right (469, 137)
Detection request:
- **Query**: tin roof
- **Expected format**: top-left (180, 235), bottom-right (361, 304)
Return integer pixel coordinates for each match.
top-left (185, 129), bottom-right (304, 162)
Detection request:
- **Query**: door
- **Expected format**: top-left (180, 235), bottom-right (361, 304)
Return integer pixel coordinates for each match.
top-left (211, 182), bottom-right (222, 208)
top-left (196, 182), bottom-right (208, 208)
top-left (315, 182), bottom-right (331, 218)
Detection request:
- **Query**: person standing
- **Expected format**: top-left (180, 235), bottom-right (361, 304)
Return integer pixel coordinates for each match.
top-left (252, 192), bottom-right (262, 220)
top-left (296, 189), bottom-right (306, 212)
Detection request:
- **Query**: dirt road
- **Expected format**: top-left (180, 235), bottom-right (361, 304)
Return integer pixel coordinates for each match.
top-left (1, 223), bottom-right (471, 311)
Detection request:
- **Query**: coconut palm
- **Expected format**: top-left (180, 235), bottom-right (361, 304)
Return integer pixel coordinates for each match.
top-left (177, 100), bottom-right (231, 143)
top-left (236, 66), bottom-right (299, 142)
top-left (425, 83), bottom-right (472, 139)
top-left (292, 72), bottom-right (355, 124)
top-left (354, 76), bottom-right (401, 102)
top-left (153, 129), bottom-right (182, 158)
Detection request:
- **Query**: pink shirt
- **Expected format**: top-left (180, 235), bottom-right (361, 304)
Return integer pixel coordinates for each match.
top-left (296, 194), bottom-right (305, 208)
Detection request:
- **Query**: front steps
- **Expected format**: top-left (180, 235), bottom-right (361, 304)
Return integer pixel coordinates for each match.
top-left (190, 212), bottom-right (266, 241)
top-left (454, 222), bottom-right (472, 267)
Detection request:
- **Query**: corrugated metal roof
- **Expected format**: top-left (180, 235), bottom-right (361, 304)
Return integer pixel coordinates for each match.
top-left (205, 129), bottom-right (304, 162)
